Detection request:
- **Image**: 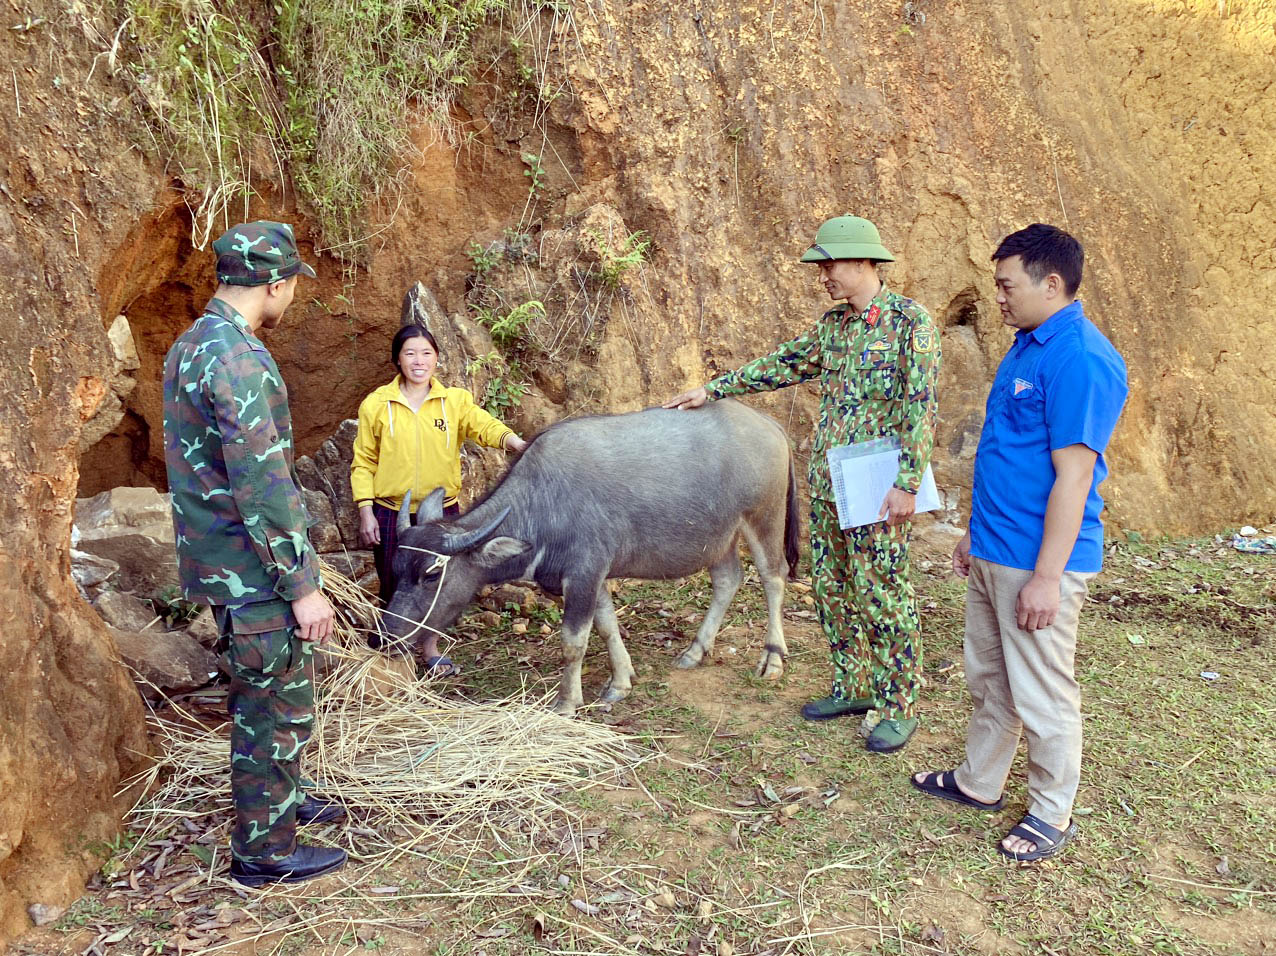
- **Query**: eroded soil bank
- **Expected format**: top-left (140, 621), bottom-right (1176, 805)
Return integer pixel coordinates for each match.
top-left (1, 0), bottom-right (1273, 943)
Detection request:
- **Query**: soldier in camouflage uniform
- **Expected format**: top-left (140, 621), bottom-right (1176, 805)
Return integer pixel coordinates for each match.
top-left (162, 221), bottom-right (348, 886)
top-left (666, 216), bottom-right (940, 753)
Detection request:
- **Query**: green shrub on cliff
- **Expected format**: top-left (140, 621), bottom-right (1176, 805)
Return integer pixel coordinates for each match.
top-left (108, 0), bottom-right (504, 261)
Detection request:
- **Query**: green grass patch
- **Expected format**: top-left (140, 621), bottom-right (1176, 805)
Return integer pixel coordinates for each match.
top-left (446, 535), bottom-right (1276, 953)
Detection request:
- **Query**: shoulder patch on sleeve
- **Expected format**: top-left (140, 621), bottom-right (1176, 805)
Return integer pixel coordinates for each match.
top-left (911, 327), bottom-right (936, 354)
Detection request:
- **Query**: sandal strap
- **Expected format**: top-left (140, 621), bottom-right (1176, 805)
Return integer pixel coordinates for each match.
top-left (918, 770), bottom-right (955, 790)
top-left (1008, 813), bottom-right (1067, 847)
top-left (935, 770), bottom-right (956, 793)
top-left (921, 769), bottom-right (982, 799)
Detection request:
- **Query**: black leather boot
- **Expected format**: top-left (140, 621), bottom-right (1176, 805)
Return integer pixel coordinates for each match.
top-left (229, 844), bottom-right (347, 887)
top-left (296, 794), bottom-right (347, 826)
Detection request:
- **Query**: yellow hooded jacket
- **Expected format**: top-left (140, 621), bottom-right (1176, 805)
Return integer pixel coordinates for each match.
top-left (350, 376), bottom-right (514, 510)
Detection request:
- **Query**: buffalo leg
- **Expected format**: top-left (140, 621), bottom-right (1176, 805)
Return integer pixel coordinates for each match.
top-left (739, 521), bottom-right (788, 679)
top-left (594, 584), bottom-right (637, 705)
top-left (674, 543), bottom-right (743, 670)
top-left (552, 576), bottom-right (601, 716)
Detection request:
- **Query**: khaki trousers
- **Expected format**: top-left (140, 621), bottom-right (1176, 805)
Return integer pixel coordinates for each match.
top-left (954, 557), bottom-right (1092, 824)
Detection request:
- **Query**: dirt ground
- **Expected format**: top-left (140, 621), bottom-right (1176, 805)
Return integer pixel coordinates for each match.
top-left (8, 530), bottom-right (1275, 956)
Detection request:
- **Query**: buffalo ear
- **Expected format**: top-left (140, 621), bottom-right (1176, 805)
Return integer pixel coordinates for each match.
top-left (474, 536), bottom-right (532, 568)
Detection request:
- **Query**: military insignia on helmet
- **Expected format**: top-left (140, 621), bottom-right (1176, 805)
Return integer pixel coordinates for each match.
top-left (911, 328), bottom-right (935, 353)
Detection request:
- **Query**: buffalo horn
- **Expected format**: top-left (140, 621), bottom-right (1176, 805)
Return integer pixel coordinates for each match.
top-left (396, 491), bottom-right (413, 535)
top-left (441, 507), bottom-right (512, 553)
top-left (418, 487), bottom-right (447, 523)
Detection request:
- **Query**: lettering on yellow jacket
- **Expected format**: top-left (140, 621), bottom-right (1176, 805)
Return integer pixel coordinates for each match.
top-left (350, 376), bottom-right (514, 510)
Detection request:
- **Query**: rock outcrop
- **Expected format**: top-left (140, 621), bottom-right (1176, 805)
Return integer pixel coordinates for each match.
top-left (296, 420), bottom-right (363, 552)
top-left (108, 628), bottom-right (220, 701)
top-left (92, 591), bottom-right (160, 633)
top-left (80, 316), bottom-right (141, 450)
top-left (69, 550), bottom-right (121, 602)
top-left (74, 487), bottom-right (179, 597)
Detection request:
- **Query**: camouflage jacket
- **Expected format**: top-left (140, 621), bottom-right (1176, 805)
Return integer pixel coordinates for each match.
top-left (162, 297), bottom-right (319, 628)
top-left (705, 285), bottom-right (940, 501)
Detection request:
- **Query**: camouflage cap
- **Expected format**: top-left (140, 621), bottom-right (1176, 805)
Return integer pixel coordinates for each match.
top-left (213, 221), bottom-right (318, 286)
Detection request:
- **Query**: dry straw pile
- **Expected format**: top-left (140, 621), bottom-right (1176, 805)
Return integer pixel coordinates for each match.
top-left (123, 562), bottom-right (649, 898)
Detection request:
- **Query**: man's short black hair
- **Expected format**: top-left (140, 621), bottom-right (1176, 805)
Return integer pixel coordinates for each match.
top-left (992, 224), bottom-right (1084, 297)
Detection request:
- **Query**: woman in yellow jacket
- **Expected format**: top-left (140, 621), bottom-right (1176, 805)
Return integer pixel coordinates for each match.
top-left (351, 324), bottom-right (526, 673)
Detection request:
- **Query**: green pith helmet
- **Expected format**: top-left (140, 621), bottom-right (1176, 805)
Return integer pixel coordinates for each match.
top-left (799, 215), bottom-right (895, 263)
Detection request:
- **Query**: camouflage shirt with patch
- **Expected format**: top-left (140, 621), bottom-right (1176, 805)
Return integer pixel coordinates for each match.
top-left (705, 285), bottom-right (940, 501)
top-left (162, 297), bottom-right (319, 629)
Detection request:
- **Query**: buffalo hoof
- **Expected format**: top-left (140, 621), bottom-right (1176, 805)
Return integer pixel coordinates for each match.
top-left (551, 697), bottom-right (581, 717)
top-left (754, 653), bottom-right (784, 680)
top-left (599, 683), bottom-right (629, 704)
top-left (673, 649), bottom-right (705, 670)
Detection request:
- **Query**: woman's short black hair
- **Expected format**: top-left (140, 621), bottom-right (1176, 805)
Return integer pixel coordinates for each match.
top-left (391, 324), bottom-right (439, 368)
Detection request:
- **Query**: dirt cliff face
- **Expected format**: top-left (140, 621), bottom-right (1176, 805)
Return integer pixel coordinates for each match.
top-left (2, 0), bottom-right (1273, 941)
top-left (0, 8), bottom-right (150, 941)
top-left (79, 0), bottom-right (1275, 532)
top-left (528, 0), bottom-right (1274, 533)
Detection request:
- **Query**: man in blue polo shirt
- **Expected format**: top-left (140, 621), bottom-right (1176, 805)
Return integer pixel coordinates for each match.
top-left (910, 224), bottom-right (1127, 863)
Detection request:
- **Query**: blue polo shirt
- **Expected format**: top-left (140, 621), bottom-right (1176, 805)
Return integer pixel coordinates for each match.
top-left (969, 300), bottom-right (1128, 572)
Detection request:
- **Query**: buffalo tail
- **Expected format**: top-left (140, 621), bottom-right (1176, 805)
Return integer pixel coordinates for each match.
top-left (784, 452), bottom-right (800, 580)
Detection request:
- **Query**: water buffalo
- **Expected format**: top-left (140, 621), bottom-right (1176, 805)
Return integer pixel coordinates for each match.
top-left (382, 399), bottom-right (798, 715)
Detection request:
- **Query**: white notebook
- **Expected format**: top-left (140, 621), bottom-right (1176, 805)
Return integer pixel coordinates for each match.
top-left (826, 438), bottom-right (940, 530)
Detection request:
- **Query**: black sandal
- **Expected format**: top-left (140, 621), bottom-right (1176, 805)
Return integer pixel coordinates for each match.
top-left (997, 813), bottom-right (1077, 863)
top-left (911, 770), bottom-right (1005, 812)
top-left (421, 655), bottom-right (461, 679)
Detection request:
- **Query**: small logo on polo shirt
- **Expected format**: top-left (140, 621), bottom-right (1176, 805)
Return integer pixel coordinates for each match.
top-left (1013, 378), bottom-right (1034, 396)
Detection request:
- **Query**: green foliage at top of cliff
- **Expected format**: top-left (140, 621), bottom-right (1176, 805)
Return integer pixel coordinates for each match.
top-left (112, 0), bottom-right (504, 262)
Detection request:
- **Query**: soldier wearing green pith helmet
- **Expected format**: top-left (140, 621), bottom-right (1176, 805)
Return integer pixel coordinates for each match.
top-left (162, 221), bottom-right (349, 886)
top-left (665, 216), bottom-right (940, 753)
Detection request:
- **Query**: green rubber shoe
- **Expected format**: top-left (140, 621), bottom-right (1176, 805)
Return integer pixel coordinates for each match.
top-left (801, 694), bottom-right (874, 721)
top-left (866, 717), bottom-right (919, 753)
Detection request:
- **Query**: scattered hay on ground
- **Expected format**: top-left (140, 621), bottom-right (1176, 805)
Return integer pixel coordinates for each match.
top-left (109, 565), bottom-right (650, 953)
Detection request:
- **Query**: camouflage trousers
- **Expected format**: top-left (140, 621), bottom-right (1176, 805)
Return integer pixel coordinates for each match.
top-left (213, 608), bottom-right (316, 863)
top-left (808, 497), bottom-right (922, 719)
